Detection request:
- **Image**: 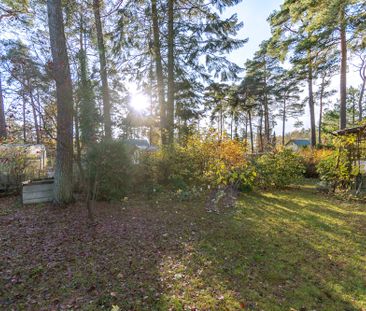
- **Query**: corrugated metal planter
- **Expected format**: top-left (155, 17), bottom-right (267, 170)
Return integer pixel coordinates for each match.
top-left (22, 178), bottom-right (54, 205)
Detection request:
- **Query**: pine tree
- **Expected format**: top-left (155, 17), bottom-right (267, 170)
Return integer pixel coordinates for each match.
top-left (268, 1), bottom-right (337, 146)
top-left (47, 0), bottom-right (74, 204)
top-left (93, 0), bottom-right (112, 139)
top-left (274, 69), bottom-right (303, 145)
top-left (114, 0), bottom-right (245, 145)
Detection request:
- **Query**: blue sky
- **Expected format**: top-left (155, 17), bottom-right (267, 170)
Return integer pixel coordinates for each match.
top-left (225, 0), bottom-right (283, 66)
top-left (222, 0), bottom-right (361, 134)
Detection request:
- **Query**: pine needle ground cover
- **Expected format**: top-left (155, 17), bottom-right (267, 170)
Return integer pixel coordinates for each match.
top-left (0, 184), bottom-right (365, 310)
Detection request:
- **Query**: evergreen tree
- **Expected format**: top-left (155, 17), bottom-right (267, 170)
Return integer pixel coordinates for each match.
top-left (274, 69), bottom-right (303, 145)
top-left (47, 0), bottom-right (74, 204)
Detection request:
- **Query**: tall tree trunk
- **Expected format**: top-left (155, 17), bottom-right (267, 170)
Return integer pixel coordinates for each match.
top-left (75, 15), bottom-right (85, 183)
top-left (230, 111), bottom-right (233, 139)
top-left (263, 69), bottom-right (270, 147)
top-left (258, 107), bottom-right (264, 152)
top-left (29, 85), bottom-right (40, 144)
top-left (0, 74), bottom-right (7, 139)
top-left (282, 98), bottom-right (286, 146)
top-left (318, 76), bottom-right (325, 145)
top-left (36, 90), bottom-right (42, 140)
top-left (248, 110), bottom-right (254, 153)
top-left (166, 0), bottom-right (174, 145)
top-left (78, 15), bottom-right (95, 146)
top-left (234, 115), bottom-right (238, 139)
top-left (22, 91), bottom-right (26, 143)
top-left (359, 79), bottom-right (365, 122)
top-left (47, 0), bottom-right (74, 205)
top-left (93, 0), bottom-right (112, 139)
top-left (358, 60), bottom-right (365, 122)
top-left (308, 57), bottom-right (316, 147)
top-left (149, 59), bottom-right (154, 145)
top-left (339, 6), bottom-right (347, 129)
top-left (220, 109), bottom-right (223, 138)
top-left (151, 0), bottom-right (167, 145)
top-left (74, 100), bottom-right (84, 184)
top-left (263, 96), bottom-right (270, 146)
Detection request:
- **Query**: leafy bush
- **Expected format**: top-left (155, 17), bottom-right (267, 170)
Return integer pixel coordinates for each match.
top-left (130, 150), bottom-right (164, 196)
top-left (133, 132), bottom-right (256, 194)
top-left (164, 133), bottom-right (255, 190)
top-left (316, 136), bottom-right (359, 191)
top-left (204, 138), bottom-right (256, 190)
top-left (298, 148), bottom-right (333, 178)
top-left (255, 149), bottom-right (305, 188)
top-left (87, 141), bottom-right (132, 201)
top-left (0, 145), bottom-right (45, 190)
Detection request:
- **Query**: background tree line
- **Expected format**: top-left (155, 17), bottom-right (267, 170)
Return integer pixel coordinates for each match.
top-left (0, 0), bottom-right (365, 203)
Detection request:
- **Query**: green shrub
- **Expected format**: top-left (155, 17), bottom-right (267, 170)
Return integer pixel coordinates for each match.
top-left (255, 149), bottom-right (305, 188)
top-left (316, 135), bottom-right (362, 192)
top-left (150, 133), bottom-right (256, 191)
top-left (317, 148), bottom-right (359, 191)
top-left (131, 150), bottom-right (161, 195)
top-left (298, 148), bottom-right (333, 178)
top-left (87, 141), bottom-right (132, 201)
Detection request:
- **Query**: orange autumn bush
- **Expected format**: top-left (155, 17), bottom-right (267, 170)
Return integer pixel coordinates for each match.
top-left (137, 131), bottom-right (256, 192)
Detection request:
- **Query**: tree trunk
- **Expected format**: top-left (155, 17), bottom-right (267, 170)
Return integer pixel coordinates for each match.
top-left (220, 109), bottom-right (223, 138)
top-left (47, 0), bottom-right (74, 205)
top-left (22, 91), bottom-right (26, 143)
top-left (318, 76), bottom-right (325, 145)
top-left (248, 110), bottom-right (254, 154)
top-left (166, 0), bottom-right (174, 145)
top-left (93, 0), bottom-right (112, 139)
top-left (234, 116), bottom-right (238, 139)
top-left (230, 111), bottom-right (233, 139)
top-left (339, 6), bottom-right (347, 129)
top-left (258, 107), bottom-right (264, 152)
top-left (29, 85), bottom-right (40, 144)
top-left (149, 60), bottom-right (154, 144)
top-left (0, 75), bottom-right (7, 139)
top-left (358, 80), bottom-right (365, 122)
top-left (308, 57), bottom-right (316, 148)
top-left (282, 98), bottom-right (286, 146)
top-left (75, 101), bottom-right (83, 175)
top-left (36, 90), bottom-right (43, 140)
top-left (263, 69), bottom-right (270, 147)
top-left (151, 0), bottom-right (167, 145)
top-left (358, 60), bottom-right (365, 121)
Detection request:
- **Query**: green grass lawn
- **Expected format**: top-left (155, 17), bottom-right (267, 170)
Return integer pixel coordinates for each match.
top-left (0, 183), bottom-right (365, 310)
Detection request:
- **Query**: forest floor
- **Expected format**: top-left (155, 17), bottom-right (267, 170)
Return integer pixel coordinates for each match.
top-left (0, 182), bottom-right (365, 311)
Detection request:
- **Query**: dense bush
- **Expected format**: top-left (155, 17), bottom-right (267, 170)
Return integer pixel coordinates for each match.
top-left (133, 132), bottom-right (256, 194)
top-left (128, 133), bottom-right (313, 197)
top-left (298, 148), bottom-right (333, 178)
top-left (87, 141), bottom-right (132, 200)
top-left (316, 136), bottom-right (359, 191)
top-left (255, 149), bottom-right (305, 188)
top-left (167, 133), bottom-right (255, 190)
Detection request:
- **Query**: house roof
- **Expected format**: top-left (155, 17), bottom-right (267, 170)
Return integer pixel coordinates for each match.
top-left (333, 125), bottom-right (366, 136)
top-left (286, 139), bottom-right (310, 146)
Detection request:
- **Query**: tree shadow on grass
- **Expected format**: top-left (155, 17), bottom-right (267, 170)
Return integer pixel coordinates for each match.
top-left (1, 190), bottom-right (365, 310)
top-left (183, 189), bottom-right (366, 310)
